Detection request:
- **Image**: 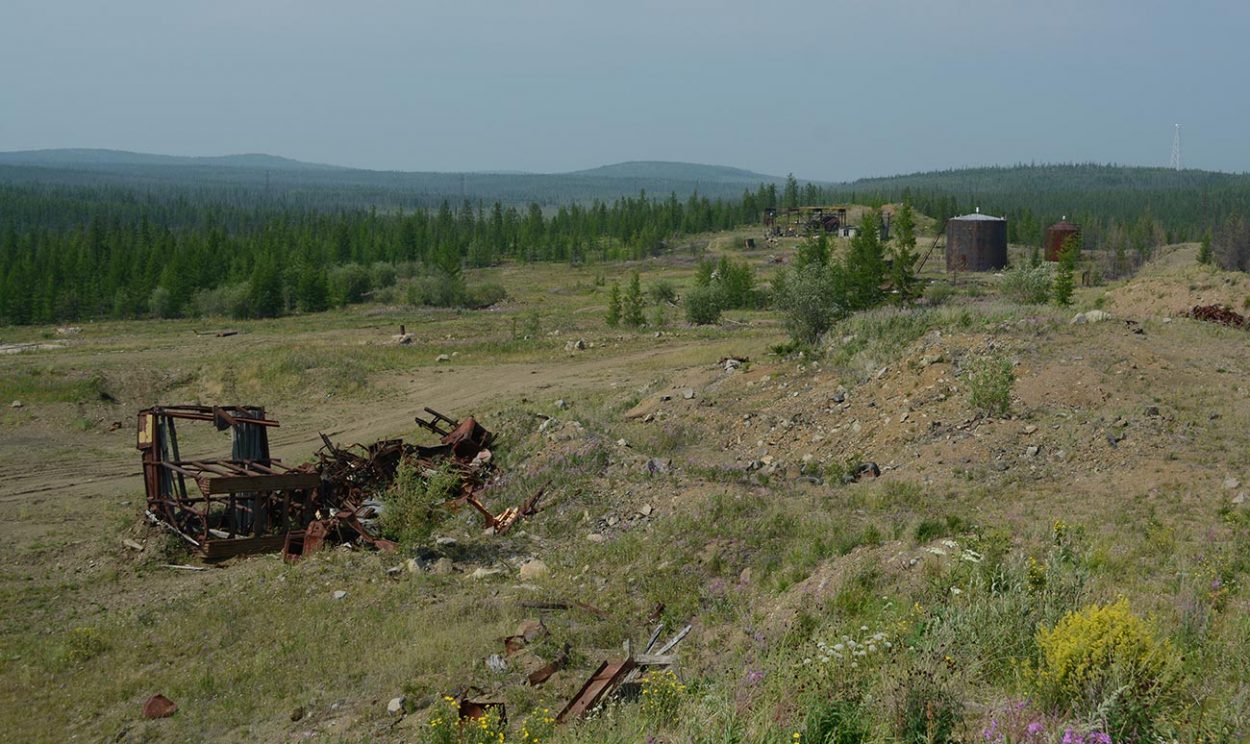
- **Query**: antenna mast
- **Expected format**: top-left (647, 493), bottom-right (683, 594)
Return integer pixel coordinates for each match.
top-left (1169, 124), bottom-right (1182, 171)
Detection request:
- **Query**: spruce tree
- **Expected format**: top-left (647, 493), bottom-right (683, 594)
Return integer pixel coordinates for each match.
top-left (1052, 235), bottom-right (1078, 306)
top-left (624, 271), bottom-right (646, 327)
top-left (605, 281), bottom-right (622, 327)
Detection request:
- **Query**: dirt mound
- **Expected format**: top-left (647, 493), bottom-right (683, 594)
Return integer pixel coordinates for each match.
top-left (1103, 249), bottom-right (1250, 319)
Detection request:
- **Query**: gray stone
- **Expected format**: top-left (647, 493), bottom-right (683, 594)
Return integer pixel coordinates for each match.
top-left (431, 557), bottom-right (454, 575)
top-left (435, 536), bottom-right (458, 547)
top-left (1026, 445), bottom-right (1040, 458)
top-left (554, 399), bottom-right (568, 410)
top-left (387, 697), bottom-right (406, 716)
top-left (638, 503), bottom-right (653, 516)
top-left (518, 559), bottom-right (549, 580)
top-left (1224, 476), bottom-right (1241, 491)
top-left (470, 567), bottom-right (503, 580)
top-left (682, 388), bottom-right (696, 400)
top-left (586, 533), bottom-right (605, 544)
top-left (645, 457), bottom-right (671, 475)
top-left (331, 590), bottom-right (347, 600)
top-left (435, 353), bottom-right (451, 362)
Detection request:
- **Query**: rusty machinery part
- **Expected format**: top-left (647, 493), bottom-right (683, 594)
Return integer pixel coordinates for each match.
top-left (138, 405), bottom-right (323, 560)
top-left (415, 407), bottom-right (494, 461)
top-left (1190, 304), bottom-right (1247, 328)
top-left (138, 405), bottom-right (530, 561)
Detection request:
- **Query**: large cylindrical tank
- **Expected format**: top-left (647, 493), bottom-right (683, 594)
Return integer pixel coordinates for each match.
top-left (1044, 220), bottom-right (1080, 262)
top-left (946, 212), bottom-right (1007, 272)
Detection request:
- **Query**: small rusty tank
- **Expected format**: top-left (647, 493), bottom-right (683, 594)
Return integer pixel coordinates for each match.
top-left (1044, 219), bottom-right (1081, 262)
top-left (946, 211), bottom-right (1007, 272)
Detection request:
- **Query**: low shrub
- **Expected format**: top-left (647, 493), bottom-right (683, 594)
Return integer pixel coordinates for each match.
top-left (1032, 599), bottom-right (1181, 740)
top-left (684, 284), bottom-right (723, 325)
top-left (378, 462), bottom-right (457, 545)
top-left (1001, 265), bottom-right (1052, 304)
top-left (967, 356), bottom-right (1014, 417)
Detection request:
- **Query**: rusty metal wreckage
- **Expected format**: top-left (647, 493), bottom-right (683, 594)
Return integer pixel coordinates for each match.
top-left (138, 404), bottom-right (536, 561)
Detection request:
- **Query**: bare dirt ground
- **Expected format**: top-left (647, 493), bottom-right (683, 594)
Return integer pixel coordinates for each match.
top-left (3, 243), bottom-right (1250, 742)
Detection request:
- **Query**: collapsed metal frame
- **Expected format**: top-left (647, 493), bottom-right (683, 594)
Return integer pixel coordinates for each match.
top-left (138, 405), bottom-right (322, 559)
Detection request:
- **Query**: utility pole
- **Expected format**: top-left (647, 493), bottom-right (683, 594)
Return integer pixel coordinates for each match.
top-left (1169, 124), bottom-right (1182, 171)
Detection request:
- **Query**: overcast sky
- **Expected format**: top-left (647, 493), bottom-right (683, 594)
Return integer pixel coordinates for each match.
top-left (1, 1), bottom-right (1245, 180)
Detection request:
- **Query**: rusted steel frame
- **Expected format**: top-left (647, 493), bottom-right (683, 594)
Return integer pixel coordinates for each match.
top-left (147, 407), bottom-right (280, 428)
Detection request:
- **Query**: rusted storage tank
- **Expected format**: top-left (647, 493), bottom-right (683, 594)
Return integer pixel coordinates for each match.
top-left (946, 211), bottom-right (1007, 272)
top-left (1044, 219), bottom-right (1080, 261)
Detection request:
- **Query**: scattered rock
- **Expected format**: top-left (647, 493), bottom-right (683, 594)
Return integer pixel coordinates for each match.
top-left (405, 558), bottom-right (421, 573)
top-left (1022, 424), bottom-right (1038, 435)
top-left (645, 458), bottom-right (671, 475)
top-left (470, 567), bottom-right (503, 580)
top-left (393, 333), bottom-right (413, 345)
top-left (485, 654), bottom-right (507, 673)
top-left (723, 358), bottom-right (741, 371)
top-left (831, 391), bottom-right (846, 404)
top-left (554, 399), bottom-right (568, 410)
top-left (1144, 405), bottom-right (1160, 417)
top-left (10, 401), bottom-right (22, 409)
top-left (638, 503), bottom-right (653, 517)
top-left (565, 338), bottom-right (587, 352)
top-left (435, 536), bottom-right (458, 547)
top-left (332, 590), bottom-right (347, 600)
top-left (682, 388), bottom-right (696, 400)
top-left (431, 557), bottom-right (454, 575)
top-left (387, 696), bottom-right (406, 716)
top-left (1025, 445), bottom-right (1040, 458)
top-left (1234, 493), bottom-right (1247, 505)
top-left (518, 559), bottom-right (549, 580)
top-left (659, 394), bottom-right (673, 402)
top-left (142, 694), bottom-right (178, 720)
top-left (435, 354), bottom-right (451, 362)
top-left (586, 533), bottom-right (605, 544)
top-left (1224, 477), bottom-right (1241, 491)
top-left (1071, 309), bottom-right (1112, 325)
top-left (122, 538), bottom-right (145, 551)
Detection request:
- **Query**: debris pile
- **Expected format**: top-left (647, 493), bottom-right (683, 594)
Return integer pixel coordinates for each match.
top-left (1189, 304), bottom-right (1246, 328)
top-left (137, 404), bottom-right (533, 561)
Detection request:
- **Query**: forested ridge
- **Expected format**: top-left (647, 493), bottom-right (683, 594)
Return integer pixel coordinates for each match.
top-left (3, 162), bottom-right (1250, 326)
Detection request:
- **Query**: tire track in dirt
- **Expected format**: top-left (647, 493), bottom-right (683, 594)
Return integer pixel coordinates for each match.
top-left (0, 341), bottom-right (748, 503)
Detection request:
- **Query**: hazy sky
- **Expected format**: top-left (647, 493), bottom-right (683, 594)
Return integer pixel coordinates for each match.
top-left (1, 1), bottom-right (1246, 180)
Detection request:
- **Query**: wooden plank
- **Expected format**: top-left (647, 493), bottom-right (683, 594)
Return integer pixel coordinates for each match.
top-left (655, 624), bottom-right (692, 655)
top-left (201, 533), bottom-right (290, 560)
top-left (632, 653), bottom-right (677, 666)
top-left (204, 472), bottom-right (319, 494)
top-left (556, 658), bottom-right (635, 723)
top-left (642, 623), bottom-right (665, 654)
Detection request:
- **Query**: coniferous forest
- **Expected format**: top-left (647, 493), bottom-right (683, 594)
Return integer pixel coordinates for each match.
top-left (3, 162), bottom-right (1250, 325)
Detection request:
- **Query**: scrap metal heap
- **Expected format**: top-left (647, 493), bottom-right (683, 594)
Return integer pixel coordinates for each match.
top-left (138, 404), bottom-right (523, 561)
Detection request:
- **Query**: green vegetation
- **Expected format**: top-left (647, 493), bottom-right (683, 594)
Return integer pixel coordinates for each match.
top-left (1052, 235), bottom-right (1080, 307)
top-left (1001, 264), bottom-right (1052, 304)
top-left (967, 355), bottom-right (1015, 417)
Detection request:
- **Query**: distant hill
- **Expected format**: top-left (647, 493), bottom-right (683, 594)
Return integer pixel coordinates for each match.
top-left (568, 160), bottom-right (779, 184)
top-left (833, 163), bottom-right (1250, 195)
top-left (0, 148), bottom-right (343, 171)
top-left (0, 149), bottom-right (791, 208)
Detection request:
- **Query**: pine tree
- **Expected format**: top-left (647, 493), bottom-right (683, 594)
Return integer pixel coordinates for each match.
top-left (296, 263), bottom-right (330, 313)
top-left (624, 271), bottom-right (646, 327)
top-left (1052, 235), bottom-right (1078, 306)
top-left (1198, 229), bottom-right (1212, 265)
top-left (783, 174), bottom-right (800, 209)
top-left (605, 281), bottom-right (622, 327)
top-left (845, 210), bottom-right (886, 310)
